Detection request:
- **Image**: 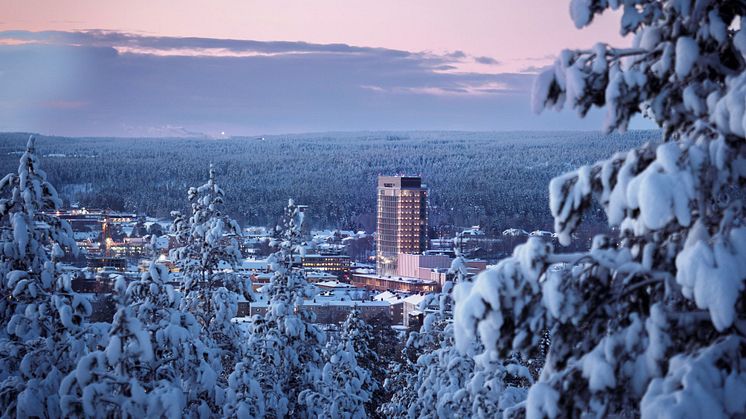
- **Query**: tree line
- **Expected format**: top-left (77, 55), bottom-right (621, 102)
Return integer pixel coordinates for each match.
top-left (0, 130), bottom-right (657, 232)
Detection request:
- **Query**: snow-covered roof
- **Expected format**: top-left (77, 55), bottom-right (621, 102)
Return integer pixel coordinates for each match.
top-left (403, 294), bottom-right (428, 306)
top-left (373, 291), bottom-right (410, 304)
top-left (315, 280), bottom-right (356, 289)
top-left (306, 271), bottom-right (337, 280)
top-left (240, 259), bottom-right (269, 270)
top-left (73, 231), bottom-right (99, 240)
top-left (303, 254), bottom-right (350, 259)
top-left (216, 258), bottom-right (269, 271)
top-left (373, 291), bottom-right (397, 301)
top-left (243, 226), bottom-right (269, 235)
top-left (353, 273), bottom-right (437, 285)
top-left (529, 230), bottom-right (553, 237)
top-left (250, 298), bottom-right (389, 309)
top-left (153, 236), bottom-right (170, 250)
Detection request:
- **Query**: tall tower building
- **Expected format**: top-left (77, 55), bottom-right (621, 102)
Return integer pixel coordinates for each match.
top-left (376, 176), bottom-right (428, 276)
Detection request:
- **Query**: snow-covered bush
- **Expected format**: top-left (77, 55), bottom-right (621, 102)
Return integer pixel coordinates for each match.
top-left (457, 1), bottom-right (746, 417)
top-left (0, 136), bottom-right (92, 417)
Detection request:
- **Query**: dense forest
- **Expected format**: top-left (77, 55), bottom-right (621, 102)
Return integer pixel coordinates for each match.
top-left (0, 130), bottom-right (658, 231)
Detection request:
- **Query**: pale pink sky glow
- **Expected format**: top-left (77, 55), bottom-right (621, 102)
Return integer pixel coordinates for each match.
top-left (0, 0), bottom-right (649, 136)
top-left (2, 0), bottom-right (626, 71)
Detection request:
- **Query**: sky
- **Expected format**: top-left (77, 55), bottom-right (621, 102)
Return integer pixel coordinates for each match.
top-left (0, 1), bottom-right (653, 137)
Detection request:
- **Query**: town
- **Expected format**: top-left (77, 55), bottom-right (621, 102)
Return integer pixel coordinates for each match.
top-left (3, 0), bottom-right (745, 416)
top-left (54, 174), bottom-right (568, 332)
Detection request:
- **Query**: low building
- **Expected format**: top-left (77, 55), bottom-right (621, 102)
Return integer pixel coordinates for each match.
top-left (373, 290), bottom-right (410, 324)
top-left (249, 270), bottom-right (337, 291)
top-left (140, 256), bottom-right (177, 273)
top-left (402, 293), bottom-right (429, 329)
top-left (250, 272), bottom-right (273, 291)
top-left (305, 271), bottom-right (339, 283)
top-left (108, 237), bottom-right (147, 258)
top-left (302, 254), bottom-right (351, 275)
top-left (351, 272), bottom-right (439, 293)
top-left (465, 259), bottom-right (488, 275)
top-left (86, 256), bottom-right (126, 272)
top-left (72, 277), bottom-right (104, 293)
top-left (315, 280), bottom-right (358, 291)
top-left (396, 253), bottom-right (451, 279)
top-left (237, 296), bottom-right (251, 317)
top-left (247, 293), bottom-right (391, 324)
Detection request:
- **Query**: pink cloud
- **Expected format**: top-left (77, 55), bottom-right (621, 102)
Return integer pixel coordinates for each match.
top-left (1, 0), bottom-right (628, 72)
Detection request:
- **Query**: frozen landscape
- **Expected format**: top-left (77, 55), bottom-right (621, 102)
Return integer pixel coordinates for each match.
top-left (0, 130), bottom-right (656, 230)
top-left (2, 0), bottom-right (746, 418)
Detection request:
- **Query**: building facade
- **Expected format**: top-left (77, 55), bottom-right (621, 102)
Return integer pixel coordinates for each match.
top-left (396, 253), bottom-right (451, 279)
top-left (351, 272), bottom-right (438, 293)
top-left (376, 176), bottom-right (428, 275)
top-left (247, 296), bottom-right (391, 324)
top-left (302, 254), bottom-right (352, 275)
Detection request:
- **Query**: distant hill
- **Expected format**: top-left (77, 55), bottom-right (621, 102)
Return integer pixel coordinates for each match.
top-left (0, 130), bottom-right (660, 232)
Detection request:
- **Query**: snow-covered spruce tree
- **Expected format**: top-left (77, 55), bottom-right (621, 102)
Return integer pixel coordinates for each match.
top-left (59, 276), bottom-right (185, 418)
top-left (0, 136), bottom-right (92, 418)
top-left (169, 165), bottom-right (252, 384)
top-left (338, 309), bottom-right (381, 415)
top-left (365, 310), bottom-right (402, 418)
top-left (243, 199), bottom-right (325, 417)
top-left (127, 249), bottom-right (226, 416)
top-left (396, 289), bottom-right (472, 418)
top-left (126, 237), bottom-right (227, 415)
top-left (222, 358), bottom-right (265, 418)
top-left (456, 1), bottom-right (746, 417)
top-left (378, 241), bottom-right (468, 417)
top-left (386, 235), bottom-right (527, 419)
top-left (376, 348), bottom-right (417, 418)
top-left (298, 309), bottom-right (376, 418)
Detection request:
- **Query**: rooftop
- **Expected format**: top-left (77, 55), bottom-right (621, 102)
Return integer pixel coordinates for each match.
top-left (377, 175), bottom-right (426, 189)
top-left (353, 273), bottom-right (437, 285)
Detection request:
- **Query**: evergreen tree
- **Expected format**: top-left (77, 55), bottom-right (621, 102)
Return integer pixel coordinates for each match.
top-left (382, 235), bottom-right (527, 418)
top-left (339, 309), bottom-right (381, 415)
top-left (364, 311), bottom-right (402, 418)
top-left (244, 199), bottom-right (325, 417)
top-left (0, 136), bottom-right (92, 417)
top-left (169, 164), bottom-right (252, 384)
top-left (298, 309), bottom-right (377, 418)
top-left (59, 276), bottom-right (185, 418)
top-left (222, 358), bottom-right (265, 418)
top-left (457, 1), bottom-right (746, 416)
top-left (130, 250), bottom-right (224, 415)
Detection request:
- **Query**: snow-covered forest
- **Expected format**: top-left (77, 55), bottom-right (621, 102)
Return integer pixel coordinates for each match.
top-left (3, 0), bottom-right (746, 418)
top-left (0, 130), bottom-right (656, 231)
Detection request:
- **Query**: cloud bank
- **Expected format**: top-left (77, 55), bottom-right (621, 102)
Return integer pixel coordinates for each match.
top-left (0, 30), bottom-right (623, 136)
